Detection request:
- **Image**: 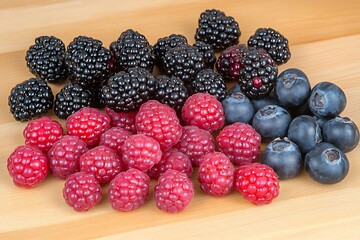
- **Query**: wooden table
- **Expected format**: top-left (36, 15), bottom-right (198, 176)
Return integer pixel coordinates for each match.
top-left (1, 0), bottom-right (360, 239)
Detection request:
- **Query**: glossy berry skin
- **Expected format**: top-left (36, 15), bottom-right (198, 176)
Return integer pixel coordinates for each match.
top-left (222, 91), bottom-right (254, 124)
top-left (154, 169), bottom-right (194, 213)
top-left (309, 82), bottom-right (347, 118)
top-left (63, 172), bottom-right (102, 212)
top-left (7, 145), bottom-right (48, 188)
top-left (108, 168), bottom-right (150, 212)
top-left (305, 142), bottom-right (349, 184)
top-left (105, 108), bottom-right (137, 134)
top-left (23, 116), bottom-right (64, 153)
top-left (322, 117), bottom-right (359, 153)
top-left (313, 116), bottom-right (330, 128)
top-left (48, 135), bottom-right (88, 179)
top-left (216, 45), bottom-right (247, 81)
top-left (153, 34), bottom-right (188, 67)
top-left (99, 127), bottom-right (132, 155)
top-left (198, 152), bottom-right (235, 197)
top-left (191, 69), bottom-right (227, 101)
top-left (251, 91), bottom-right (280, 112)
top-left (261, 137), bottom-right (302, 180)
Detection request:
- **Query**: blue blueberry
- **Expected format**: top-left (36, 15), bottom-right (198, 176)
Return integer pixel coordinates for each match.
top-left (251, 91), bottom-right (280, 112)
top-left (305, 142), bottom-right (349, 184)
top-left (322, 116), bottom-right (359, 153)
top-left (252, 105), bottom-right (292, 142)
top-left (309, 82), bottom-right (346, 118)
top-left (228, 84), bottom-right (242, 94)
top-left (261, 137), bottom-right (302, 180)
top-left (290, 100), bottom-right (313, 119)
top-left (313, 116), bottom-right (331, 128)
top-left (222, 91), bottom-right (254, 124)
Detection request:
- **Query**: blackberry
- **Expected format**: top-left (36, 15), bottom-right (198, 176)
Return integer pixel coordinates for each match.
top-left (101, 68), bottom-right (157, 112)
top-left (193, 41), bottom-right (216, 69)
top-left (87, 81), bottom-right (105, 108)
top-left (191, 69), bottom-right (226, 101)
top-left (25, 36), bottom-right (67, 83)
top-left (215, 44), bottom-right (247, 81)
top-left (8, 78), bottom-right (53, 121)
top-left (54, 83), bottom-right (92, 119)
top-left (153, 34), bottom-right (188, 67)
top-left (195, 9), bottom-right (240, 50)
top-left (110, 29), bottom-right (155, 72)
top-left (248, 28), bottom-right (291, 65)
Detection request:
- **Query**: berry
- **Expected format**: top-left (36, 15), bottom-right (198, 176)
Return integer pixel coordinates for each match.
top-left (228, 83), bottom-right (242, 94)
top-left (105, 108), bottom-right (137, 133)
top-left (79, 146), bottom-right (124, 184)
top-left (148, 148), bottom-right (193, 179)
top-left (154, 169), bottom-right (194, 213)
top-left (121, 134), bottom-right (162, 172)
top-left (7, 145), bottom-right (48, 188)
top-left (25, 36), bottom-right (67, 83)
top-left (153, 34), bottom-right (188, 67)
top-left (198, 152), bottom-right (235, 197)
top-left (108, 168), bottom-right (150, 212)
top-left (216, 44), bottom-right (247, 81)
top-left (305, 142), bottom-right (349, 184)
top-left (66, 107), bottom-right (111, 146)
top-left (248, 28), bottom-right (291, 65)
top-left (48, 135), bottom-right (88, 179)
top-left (8, 78), bottom-right (54, 121)
top-left (234, 163), bottom-right (280, 205)
top-left (222, 91), bottom-right (254, 124)
top-left (23, 116), bottom-right (64, 153)
top-left (191, 69), bottom-right (227, 101)
top-left (313, 116), bottom-right (330, 129)
top-left (135, 100), bottom-right (182, 151)
top-left (251, 91), bottom-right (280, 112)
top-left (99, 127), bottom-right (132, 155)
top-left (193, 41), bottom-right (216, 68)
top-left (195, 9), bottom-right (240, 50)
top-left (182, 93), bottom-right (225, 132)
top-left (216, 122), bottom-right (261, 166)
top-left (290, 100), bottom-right (312, 118)
top-left (63, 172), bottom-right (102, 212)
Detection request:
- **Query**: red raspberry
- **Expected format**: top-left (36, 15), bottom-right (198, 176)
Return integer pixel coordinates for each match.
top-left (23, 116), bottom-right (64, 153)
top-left (66, 107), bottom-right (111, 146)
top-left (105, 107), bottom-right (137, 133)
top-left (174, 126), bottom-right (215, 166)
top-left (108, 168), bottom-right (150, 212)
top-left (135, 100), bottom-right (182, 151)
top-left (234, 163), bottom-right (280, 205)
top-left (63, 172), bottom-right (102, 212)
top-left (7, 145), bottom-right (48, 188)
top-left (216, 122), bottom-right (261, 166)
top-left (148, 148), bottom-right (193, 179)
top-left (198, 152), bottom-right (235, 197)
top-left (121, 134), bottom-right (162, 172)
top-left (99, 127), bottom-right (132, 155)
top-left (48, 135), bottom-right (88, 179)
top-left (79, 146), bottom-right (124, 184)
top-left (181, 93), bottom-right (225, 132)
top-left (154, 169), bottom-right (194, 213)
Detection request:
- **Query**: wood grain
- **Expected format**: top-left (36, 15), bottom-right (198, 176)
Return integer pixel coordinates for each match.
top-left (0, 0), bottom-right (360, 239)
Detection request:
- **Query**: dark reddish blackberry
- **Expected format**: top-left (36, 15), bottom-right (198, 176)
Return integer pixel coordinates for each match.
top-left (195, 9), bottom-right (240, 50)
top-left (25, 36), bottom-right (67, 83)
top-left (248, 28), bottom-right (291, 65)
top-left (153, 34), bottom-right (188, 67)
top-left (8, 78), bottom-right (54, 121)
top-left (191, 69), bottom-right (226, 101)
top-left (215, 44), bottom-right (247, 81)
top-left (193, 41), bottom-right (216, 69)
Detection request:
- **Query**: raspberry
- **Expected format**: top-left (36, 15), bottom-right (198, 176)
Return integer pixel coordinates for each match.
top-left (148, 148), bottom-right (193, 179)
top-left (216, 122), bottom-right (261, 166)
top-left (121, 134), bottom-right (162, 172)
top-left (48, 135), bottom-right (88, 179)
top-left (108, 168), bottom-right (150, 212)
top-left (23, 116), bottom-right (64, 153)
top-left (79, 146), bottom-right (125, 184)
top-left (135, 100), bottom-right (182, 151)
top-left (63, 172), bottom-right (102, 212)
top-left (234, 163), bottom-right (280, 205)
top-left (7, 145), bottom-right (48, 188)
top-left (99, 127), bottom-right (132, 155)
top-left (66, 107), bottom-right (111, 146)
top-left (174, 126), bottom-right (215, 166)
top-left (154, 169), bottom-right (194, 213)
top-left (182, 93), bottom-right (225, 132)
top-left (105, 107), bottom-right (137, 133)
top-left (198, 152), bottom-right (235, 197)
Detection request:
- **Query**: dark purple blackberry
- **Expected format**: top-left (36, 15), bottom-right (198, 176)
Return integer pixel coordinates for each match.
top-left (215, 44), bottom-right (247, 81)
top-left (153, 34), bottom-right (188, 67)
top-left (87, 81), bottom-right (105, 108)
top-left (248, 28), bottom-right (291, 65)
top-left (195, 9), bottom-right (240, 50)
top-left (25, 36), bottom-right (67, 83)
top-left (193, 41), bottom-right (216, 69)
top-left (8, 78), bottom-right (54, 121)
top-left (191, 69), bottom-right (226, 101)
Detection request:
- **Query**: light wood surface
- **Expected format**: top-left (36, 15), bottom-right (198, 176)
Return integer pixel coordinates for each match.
top-left (1, 0), bottom-right (360, 239)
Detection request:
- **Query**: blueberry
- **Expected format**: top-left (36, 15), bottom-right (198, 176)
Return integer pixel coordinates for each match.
top-left (289, 100), bottom-right (313, 119)
top-left (288, 115), bottom-right (322, 154)
top-left (313, 116), bottom-right (331, 129)
top-left (305, 142), bottom-right (349, 184)
top-left (252, 105), bottom-right (291, 142)
top-left (261, 137), bottom-right (302, 180)
top-left (228, 84), bottom-right (241, 94)
top-left (322, 116), bottom-right (359, 153)
top-left (309, 82), bottom-right (346, 118)
top-left (222, 91), bottom-right (254, 124)
top-left (251, 91), bottom-right (280, 112)
top-left (275, 68), bottom-right (311, 107)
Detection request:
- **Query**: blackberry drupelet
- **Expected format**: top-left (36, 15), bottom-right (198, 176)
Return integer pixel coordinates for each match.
top-left (215, 44), bottom-right (247, 81)
top-left (191, 69), bottom-right (226, 101)
top-left (25, 36), bottom-right (67, 83)
top-left (153, 34), bottom-right (188, 67)
top-left (248, 28), bottom-right (291, 65)
top-left (193, 41), bottom-right (216, 69)
top-left (195, 9), bottom-right (240, 50)
top-left (8, 78), bottom-right (53, 121)
top-left (87, 81), bottom-right (106, 108)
